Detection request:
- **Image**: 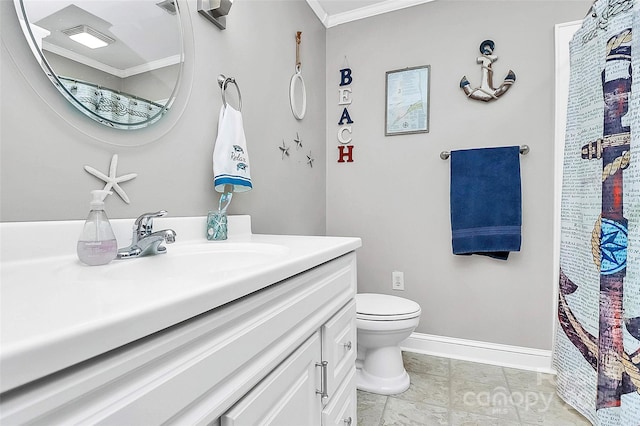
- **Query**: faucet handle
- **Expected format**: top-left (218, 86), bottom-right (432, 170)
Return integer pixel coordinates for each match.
top-left (134, 210), bottom-right (167, 235)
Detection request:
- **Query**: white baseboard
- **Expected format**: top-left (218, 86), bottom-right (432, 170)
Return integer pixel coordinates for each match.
top-left (401, 332), bottom-right (555, 374)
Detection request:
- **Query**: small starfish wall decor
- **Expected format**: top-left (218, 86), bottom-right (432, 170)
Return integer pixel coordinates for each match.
top-left (84, 154), bottom-right (137, 203)
top-left (277, 134), bottom-right (316, 168)
top-left (294, 132), bottom-right (303, 150)
top-left (279, 140), bottom-right (290, 159)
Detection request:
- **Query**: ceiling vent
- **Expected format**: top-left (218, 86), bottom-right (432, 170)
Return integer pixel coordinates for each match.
top-left (156, 0), bottom-right (177, 15)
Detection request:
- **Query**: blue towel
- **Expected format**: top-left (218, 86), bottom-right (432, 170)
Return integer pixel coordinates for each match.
top-left (450, 146), bottom-right (522, 260)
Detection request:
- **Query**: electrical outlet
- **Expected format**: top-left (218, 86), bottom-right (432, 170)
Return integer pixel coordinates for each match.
top-left (392, 271), bottom-right (404, 290)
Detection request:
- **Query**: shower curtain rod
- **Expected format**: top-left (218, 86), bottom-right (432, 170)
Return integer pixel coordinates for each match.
top-left (439, 144), bottom-right (530, 160)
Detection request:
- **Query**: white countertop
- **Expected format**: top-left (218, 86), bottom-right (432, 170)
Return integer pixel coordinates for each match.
top-left (0, 216), bottom-right (361, 393)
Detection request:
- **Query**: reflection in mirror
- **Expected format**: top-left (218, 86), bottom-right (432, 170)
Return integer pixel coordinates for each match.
top-left (14, 0), bottom-right (184, 129)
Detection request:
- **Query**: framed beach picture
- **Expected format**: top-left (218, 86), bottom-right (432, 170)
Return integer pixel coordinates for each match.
top-left (385, 65), bottom-right (430, 136)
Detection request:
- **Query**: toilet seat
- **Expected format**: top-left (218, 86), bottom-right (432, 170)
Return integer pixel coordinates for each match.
top-left (356, 293), bottom-right (421, 321)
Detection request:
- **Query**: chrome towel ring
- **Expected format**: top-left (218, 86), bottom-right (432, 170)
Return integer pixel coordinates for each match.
top-left (217, 74), bottom-right (242, 111)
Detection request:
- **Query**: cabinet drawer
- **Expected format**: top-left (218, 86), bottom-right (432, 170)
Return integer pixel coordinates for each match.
top-left (221, 332), bottom-right (322, 426)
top-left (322, 299), bottom-right (356, 399)
top-left (322, 369), bottom-right (356, 426)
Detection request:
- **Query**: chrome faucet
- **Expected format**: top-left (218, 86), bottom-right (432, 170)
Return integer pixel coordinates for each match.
top-left (117, 210), bottom-right (177, 259)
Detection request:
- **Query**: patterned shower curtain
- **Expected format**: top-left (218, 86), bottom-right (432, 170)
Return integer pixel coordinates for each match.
top-left (59, 77), bottom-right (164, 125)
top-left (553, 0), bottom-right (640, 424)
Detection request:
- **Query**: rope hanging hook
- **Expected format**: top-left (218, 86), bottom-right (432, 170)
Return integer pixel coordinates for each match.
top-left (295, 31), bottom-right (302, 73)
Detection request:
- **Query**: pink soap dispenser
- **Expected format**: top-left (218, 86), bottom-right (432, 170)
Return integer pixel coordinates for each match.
top-left (77, 190), bottom-right (118, 266)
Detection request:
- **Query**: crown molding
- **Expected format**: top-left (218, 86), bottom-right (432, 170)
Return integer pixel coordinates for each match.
top-left (306, 0), bottom-right (437, 28)
top-left (42, 41), bottom-right (181, 78)
top-left (305, 0), bottom-right (330, 27)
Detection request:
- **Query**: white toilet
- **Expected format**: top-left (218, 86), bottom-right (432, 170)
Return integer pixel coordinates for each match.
top-left (355, 293), bottom-right (421, 395)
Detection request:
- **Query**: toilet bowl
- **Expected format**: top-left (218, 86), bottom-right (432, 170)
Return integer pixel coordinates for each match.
top-left (355, 293), bottom-right (421, 395)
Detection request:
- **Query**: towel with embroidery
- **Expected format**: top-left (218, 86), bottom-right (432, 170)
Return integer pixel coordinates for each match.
top-left (213, 104), bottom-right (252, 192)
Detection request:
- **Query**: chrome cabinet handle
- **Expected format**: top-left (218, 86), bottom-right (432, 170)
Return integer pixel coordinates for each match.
top-left (344, 341), bottom-right (352, 351)
top-left (343, 417), bottom-right (352, 426)
top-left (315, 360), bottom-right (329, 405)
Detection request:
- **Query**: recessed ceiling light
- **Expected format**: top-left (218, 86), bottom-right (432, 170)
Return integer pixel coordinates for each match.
top-left (61, 25), bottom-right (114, 49)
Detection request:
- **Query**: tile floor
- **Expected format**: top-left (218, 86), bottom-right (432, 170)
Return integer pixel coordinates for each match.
top-left (357, 352), bottom-right (591, 426)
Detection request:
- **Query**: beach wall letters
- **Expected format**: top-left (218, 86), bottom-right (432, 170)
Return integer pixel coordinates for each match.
top-left (338, 68), bottom-right (354, 163)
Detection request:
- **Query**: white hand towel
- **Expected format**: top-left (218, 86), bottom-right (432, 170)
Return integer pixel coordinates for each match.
top-left (213, 105), bottom-right (252, 192)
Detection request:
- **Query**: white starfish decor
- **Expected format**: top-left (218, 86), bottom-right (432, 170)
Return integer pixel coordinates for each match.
top-left (84, 154), bottom-right (137, 204)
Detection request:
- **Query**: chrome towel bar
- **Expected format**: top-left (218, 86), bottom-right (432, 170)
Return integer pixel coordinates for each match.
top-left (440, 144), bottom-right (529, 160)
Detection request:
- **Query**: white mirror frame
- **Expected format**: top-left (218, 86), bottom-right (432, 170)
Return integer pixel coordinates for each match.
top-left (13, 0), bottom-right (185, 130)
top-left (4, 0), bottom-right (194, 146)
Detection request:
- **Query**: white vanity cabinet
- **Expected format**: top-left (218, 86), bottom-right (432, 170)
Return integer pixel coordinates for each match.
top-left (222, 300), bottom-right (357, 426)
top-left (0, 252), bottom-right (358, 425)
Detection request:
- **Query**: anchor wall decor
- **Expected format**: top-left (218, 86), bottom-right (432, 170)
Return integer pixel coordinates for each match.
top-left (459, 40), bottom-right (516, 102)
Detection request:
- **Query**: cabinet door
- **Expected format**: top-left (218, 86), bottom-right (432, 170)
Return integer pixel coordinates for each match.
top-left (221, 332), bottom-right (322, 426)
top-left (322, 369), bottom-right (357, 426)
top-left (322, 300), bottom-right (356, 398)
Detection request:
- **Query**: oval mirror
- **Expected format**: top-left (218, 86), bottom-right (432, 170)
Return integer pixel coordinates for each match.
top-left (14, 0), bottom-right (184, 130)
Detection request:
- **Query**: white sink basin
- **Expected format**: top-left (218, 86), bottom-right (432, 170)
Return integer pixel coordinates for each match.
top-left (54, 242), bottom-right (291, 281)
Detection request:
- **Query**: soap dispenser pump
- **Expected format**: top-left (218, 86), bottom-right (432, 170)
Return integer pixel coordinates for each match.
top-left (77, 190), bottom-right (118, 266)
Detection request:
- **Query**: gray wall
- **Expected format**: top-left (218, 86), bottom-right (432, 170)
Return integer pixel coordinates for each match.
top-left (326, 0), bottom-right (590, 350)
top-left (45, 51), bottom-right (181, 103)
top-left (123, 64), bottom-right (181, 103)
top-left (1, 0), bottom-right (327, 236)
top-left (45, 51), bottom-right (126, 92)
